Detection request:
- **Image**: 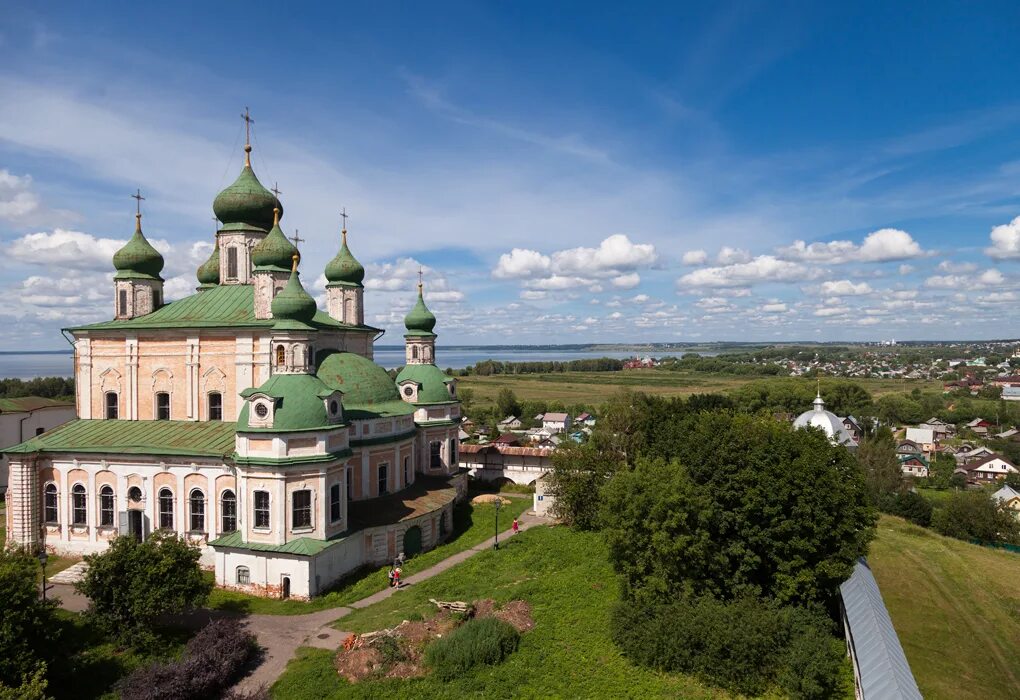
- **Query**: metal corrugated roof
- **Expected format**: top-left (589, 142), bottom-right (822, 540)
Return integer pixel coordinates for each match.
top-left (209, 530), bottom-right (349, 556)
top-left (841, 558), bottom-right (923, 700)
top-left (3, 419), bottom-right (236, 458)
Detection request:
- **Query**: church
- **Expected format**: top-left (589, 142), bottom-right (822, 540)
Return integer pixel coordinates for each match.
top-left (3, 126), bottom-right (464, 599)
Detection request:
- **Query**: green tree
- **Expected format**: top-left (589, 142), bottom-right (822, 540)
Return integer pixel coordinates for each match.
top-left (457, 387), bottom-right (475, 412)
top-left (0, 666), bottom-right (49, 700)
top-left (494, 388), bottom-right (520, 420)
top-left (855, 429), bottom-right (903, 502)
top-left (1005, 472), bottom-right (1020, 490)
top-left (928, 453), bottom-right (958, 490)
top-left (547, 440), bottom-right (622, 530)
top-left (0, 548), bottom-right (60, 691)
top-left (825, 382), bottom-right (873, 418)
top-left (601, 413), bottom-right (875, 607)
top-left (75, 532), bottom-right (212, 646)
top-left (931, 491), bottom-right (1020, 544)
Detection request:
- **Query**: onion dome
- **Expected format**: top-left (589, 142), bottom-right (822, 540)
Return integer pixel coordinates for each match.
top-left (251, 208), bottom-right (297, 272)
top-left (324, 229), bottom-right (365, 286)
top-left (196, 245), bottom-right (220, 287)
top-left (113, 214), bottom-right (165, 280)
top-left (271, 255), bottom-right (317, 330)
top-left (212, 149), bottom-right (282, 233)
top-left (404, 282), bottom-right (437, 336)
top-left (317, 351), bottom-right (404, 407)
top-left (793, 391), bottom-right (857, 447)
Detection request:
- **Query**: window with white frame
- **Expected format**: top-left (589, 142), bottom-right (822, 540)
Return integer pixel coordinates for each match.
top-left (253, 490), bottom-right (270, 529)
top-left (71, 484), bottom-right (87, 525)
top-left (100, 485), bottom-right (115, 527)
top-left (221, 490), bottom-right (236, 533)
top-left (330, 483), bottom-right (342, 523)
top-left (158, 488), bottom-right (174, 529)
top-left (292, 489), bottom-right (312, 529)
top-left (43, 483), bottom-right (58, 523)
top-left (189, 489), bottom-right (205, 532)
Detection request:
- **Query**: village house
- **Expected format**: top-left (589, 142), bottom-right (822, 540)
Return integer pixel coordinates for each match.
top-left (497, 416), bottom-right (522, 432)
top-left (919, 417), bottom-right (953, 439)
top-left (954, 454), bottom-right (1019, 483)
top-left (956, 445), bottom-right (996, 464)
top-left (3, 132), bottom-right (464, 600)
top-left (965, 418), bottom-right (992, 436)
top-left (841, 416), bottom-right (863, 444)
top-left (458, 443), bottom-right (554, 488)
top-left (898, 453), bottom-right (930, 479)
top-left (896, 440), bottom-right (922, 456)
top-left (540, 412), bottom-right (572, 434)
top-left (1, 397), bottom-right (77, 495)
top-left (992, 484), bottom-right (1020, 520)
top-left (904, 427), bottom-right (936, 453)
top-left (574, 412), bottom-right (596, 428)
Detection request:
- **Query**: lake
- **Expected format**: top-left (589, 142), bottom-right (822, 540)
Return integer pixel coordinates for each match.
top-left (0, 347), bottom-right (697, 380)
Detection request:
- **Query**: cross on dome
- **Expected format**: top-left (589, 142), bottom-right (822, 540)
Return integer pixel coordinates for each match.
top-left (289, 229), bottom-right (305, 250)
top-left (241, 106), bottom-right (254, 165)
top-left (131, 188), bottom-right (145, 217)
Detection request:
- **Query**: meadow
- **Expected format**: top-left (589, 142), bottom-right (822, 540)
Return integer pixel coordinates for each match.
top-left (868, 515), bottom-right (1020, 700)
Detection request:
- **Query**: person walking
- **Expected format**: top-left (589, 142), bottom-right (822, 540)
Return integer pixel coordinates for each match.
top-left (393, 567), bottom-right (402, 588)
top-left (387, 567), bottom-right (395, 587)
top-left (512, 517), bottom-right (520, 535)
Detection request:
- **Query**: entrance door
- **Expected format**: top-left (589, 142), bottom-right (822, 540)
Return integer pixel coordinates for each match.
top-left (403, 525), bottom-right (423, 556)
top-left (282, 576), bottom-right (291, 599)
top-left (129, 510), bottom-right (143, 541)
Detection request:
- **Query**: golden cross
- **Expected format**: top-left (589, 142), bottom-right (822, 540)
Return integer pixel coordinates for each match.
top-left (131, 188), bottom-right (145, 216)
top-left (289, 229), bottom-right (305, 250)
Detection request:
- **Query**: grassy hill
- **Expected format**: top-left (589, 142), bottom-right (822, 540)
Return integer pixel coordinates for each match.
top-left (272, 526), bottom-right (733, 699)
top-left (869, 515), bottom-right (1020, 700)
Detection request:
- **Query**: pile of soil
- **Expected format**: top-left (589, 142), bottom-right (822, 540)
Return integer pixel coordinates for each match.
top-left (335, 599), bottom-right (535, 683)
top-left (470, 494), bottom-right (512, 506)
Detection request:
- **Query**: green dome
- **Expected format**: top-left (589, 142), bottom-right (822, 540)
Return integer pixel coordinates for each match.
top-left (238, 373), bottom-right (338, 432)
top-left (324, 230), bottom-right (365, 286)
top-left (317, 351), bottom-right (402, 407)
top-left (404, 285), bottom-right (437, 336)
top-left (271, 266), bottom-right (317, 330)
top-left (252, 210), bottom-right (298, 271)
top-left (113, 214), bottom-right (164, 280)
top-left (395, 363), bottom-right (457, 404)
top-left (212, 163), bottom-right (282, 233)
top-left (196, 245), bottom-right (220, 286)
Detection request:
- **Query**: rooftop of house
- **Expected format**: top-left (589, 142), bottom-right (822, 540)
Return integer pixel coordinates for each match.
top-left (0, 396), bottom-right (74, 413)
top-left (3, 419), bottom-right (236, 458)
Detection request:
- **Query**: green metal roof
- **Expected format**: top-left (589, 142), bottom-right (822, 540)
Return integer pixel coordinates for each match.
top-left (237, 373), bottom-right (338, 432)
top-left (252, 215), bottom-right (298, 271)
top-left (404, 285), bottom-right (437, 335)
top-left (270, 270), bottom-right (317, 331)
top-left (209, 529), bottom-right (349, 556)
top-left (0, 396), bottom-right (73, 413)
top-left (395, 363), bottom-right (457, 405)
top-left (4, 419), bottom-right (236, 458)
top-left (196, 245), bottom-right (220, 287)
top-left (324, 230), bottom-right (365, 286)
top-left (212, 163), bottom-right (282, 233)
top-left (113, 214), bottom-right (165, 281)
top-left (69, 284), bottom-right (380, 333)
top-left (316, 351), bottom-right (408, 411)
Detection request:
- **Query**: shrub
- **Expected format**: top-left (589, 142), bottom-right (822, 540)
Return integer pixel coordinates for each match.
top-left (611, 595), bottom-right (844, 697)
top-left (116, 619), bottom-right (259, 700)
top-left (879, 491), bottom-right (933, 527)
top-left (931, 490), bottom-right (1020, 544)
top-left (424, 617), bottom-right (520, 680)
top-left (0, 548), bottom-right (60, 689)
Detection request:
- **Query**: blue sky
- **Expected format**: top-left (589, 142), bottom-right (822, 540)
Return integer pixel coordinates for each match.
top-left (3, 2), bottom-right (1020, 349)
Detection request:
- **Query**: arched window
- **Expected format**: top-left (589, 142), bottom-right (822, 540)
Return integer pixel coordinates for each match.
top-left (105, 392), bottom-right (119, 419)
top-left (226, 247), bottom-right (238, 279)
top-left (292, 490), bottom-right (312, 529)
top-left (44, 483), bottom-right (58, 523)
top-left (378, 463), bottom-right (389, 496)
top-left (99, 485), bottom-right (115, 527)
top-left (424, 346), bottom-right (432, 362)
top-left (430, 441), bottom-right (442, 469)
top-left (344, 298), bottom-right (354, 321)
top-left (118, 289), bottom-right (128, 316)
top-left (155, 392), bottom-right (170, 420)
top-left (292, 345), bottom-right (302, 365)
top-left (208, 392), bottom-right (223, 421)
top-left (275, 345), bottom-right (286, 367)
top-left (158, 488), bottom-right (174, 530)
top-left (71, 484), bottom-right (87, 525)
top-left (411, 345), bottom-right (419, 360)
top-left (236, 566), bottom-right (250, 585)
top-left (189, 489), bottom-right (205, 532)
top-left (221, 490), bottom-right (237, 533)
top-left (330, 483), bottom-right (342, 523)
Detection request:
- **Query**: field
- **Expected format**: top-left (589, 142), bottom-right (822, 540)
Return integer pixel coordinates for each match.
top-left (868, 515), bottom-right (1020, 700)
top-left (457, 368), bottom-right (939, 407)
top-left (271, 525), bottom-right (734, 699)
top-left (207, 497), bottom-right (531, 615)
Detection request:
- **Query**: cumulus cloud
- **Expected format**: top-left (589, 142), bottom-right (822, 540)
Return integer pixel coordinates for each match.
top-left (677, 255), bottom-right (812, 288)
top-left (898, 264), bottom-right (915, 275)
top-left (7, 229), bottom-right (128, 271)
top-left (924, 268), bottom-right (1003, 290)
top-left (520, 290), bottom-right (546, 300)
top-left (716, 246), bottom-right (751, 264)
top-left (820, 280), bottom-right (873, 296)
top-left (682, 249), bottom-right (708, 265)
top-left (365, 257), bottom-right (464, 300)
top-left (491, 248), bottom-right (551, 279)
top-left (0, 170), bottom-right (41, 221)
top-left (761, 302), bottom-right (788, 313)
top-left (492, 234), bottom-right (657, 288)
top-left (778, 228), bottom-right (923, 264)
top-left (611, 272), bottom-right (640, 289)
top-left (986, 216), bottom-right (1020, 259)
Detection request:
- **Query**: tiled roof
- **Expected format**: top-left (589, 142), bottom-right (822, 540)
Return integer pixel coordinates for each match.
top-left (460, 443), bottom-right (554, 457)
top-left (3, 419), bottom-right (236, 458)
top-left (0, 396), bottom-right (73, 413)
top-left (69, 284), bottom-right (380, 333)
top-left (840, 558), bottom-right (923, 700)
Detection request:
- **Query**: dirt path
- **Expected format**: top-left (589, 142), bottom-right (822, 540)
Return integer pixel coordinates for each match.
top-left (231, 511), bottom-right (542, 694)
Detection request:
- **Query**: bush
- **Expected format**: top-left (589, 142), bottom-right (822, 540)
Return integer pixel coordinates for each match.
top-left (0, 548), bottom-right (60, 689)
top-left (424, 617), bottom-right (520, 680)
top-left (879, 491), bottom-right (933, 527)
top-left (611, 595), bottom-right (844, 697)
top-left (116, 619), bottom-right (259, 700)
top-left (931, 490), bottom-right (1020, 544)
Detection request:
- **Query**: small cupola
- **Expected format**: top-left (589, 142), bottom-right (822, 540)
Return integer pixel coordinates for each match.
top-left (325, 227), bottom-right (365, 286)
top-left (252, 207), bottom-right (298, 272)
top-left (271, 255), bottom-right (318, 331)
top-left (325, 212), bottom-right (366, 326)
top-left (404, 280), bottom-right (437, 336)
top-left (113, 190), bottom-right (165, 320)
top-left (196, 245), bottom-right (220, 289)
top-left (113, 213), bottom-right (164, 281)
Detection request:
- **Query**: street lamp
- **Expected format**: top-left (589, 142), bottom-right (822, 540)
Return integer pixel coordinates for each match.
top-left (38, 550), bottom-right (48, 601)
top-left (493, 498), bottom-right (503, 550)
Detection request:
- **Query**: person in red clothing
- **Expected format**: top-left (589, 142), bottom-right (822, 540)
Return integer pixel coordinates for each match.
top-left (393, 567), bottom-right (402, 588)
top-left (512, 517), bottom-right (520, 535)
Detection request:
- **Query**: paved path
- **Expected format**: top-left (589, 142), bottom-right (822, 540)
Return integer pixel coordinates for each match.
top-left (231, 510), bottom-right (542, 694)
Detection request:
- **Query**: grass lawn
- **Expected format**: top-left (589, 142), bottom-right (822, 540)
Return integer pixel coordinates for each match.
top-left (272, 526), bottom-right (732, 700)
top-left (458, 369), bottom-right (939, 407)
top-left (206, 498), bottom-right (531, 615)
top-left (868, 515), bottom-right (1020, 700)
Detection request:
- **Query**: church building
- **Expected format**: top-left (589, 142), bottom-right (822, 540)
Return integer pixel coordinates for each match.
top-left (3, 127), bottom-right (464, 599)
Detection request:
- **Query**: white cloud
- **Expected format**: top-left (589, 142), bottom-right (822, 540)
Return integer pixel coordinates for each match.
top-left (7, 229), bottom-right (126, 271)
top-left (682, 249), bottom-right (708, 265)
top-left (520, 290), bottom-right (546, 300)
top-left (898, 264), bottom-right (915, 275)
top-left (820, 280), bottom-right (873, 296)
top-left (716, 246), bottom-right (751, 264)
top-left (493, 234), bottom-right (657, 284)
top-left (608, 311), bottom-right (622, 319)
top-left (986, 216), bottom-right (1020, 260)
top-left (979, 268), bottom-right (1005, 286)
top-left (937, 260), bottom-right (978, 273)
top-left (677, 255), bottom-right (811, 288)
top-left (814, 307), bottom-right (850, 317)
top-left (761, 302), bottom-right (788, 313)
top-left (0, 170), bottom-right (41, 221)
top-left (492, 248), bottom-right (551, 279)
top-left (631, 294), bottom-right (650, 303)
top-left (523, 275), bottom-right (589, 291)
top-left (611, 272), bottom-right (640, 289)
top-left (924, 268), bottom-right (1003, 290)
top-left (778, 228), bottom-right (923, 264)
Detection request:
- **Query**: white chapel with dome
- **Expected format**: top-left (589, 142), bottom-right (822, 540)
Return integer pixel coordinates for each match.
top-left (792, 391), bottom-right (858, 449)
top-left (3, 125), bottom-right (464, 599)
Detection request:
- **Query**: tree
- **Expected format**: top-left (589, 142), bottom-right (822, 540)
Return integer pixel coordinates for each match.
top-left (928, 453), bottom-right (958, 490)
top-left (601, 413), bottom-right (875, 608)
top-left (457, 387), bottom-right (475, 412)
top-left (76, 532), bottom-right (212, 646)
top-left (0, 548), bottom-right (60, 691)
top-left (824, 382), bottom-right (873, 418)
top-left (494, 388), bottom-right (520, 420)
top-left (1005, 472), bottom-right (1020, 490)
top-left (546, 441), bottom-right (622, 530)
top-left (855, 429), bottom-right (903, 502)
top-left (931, 491), bottom-right (1020, 544)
